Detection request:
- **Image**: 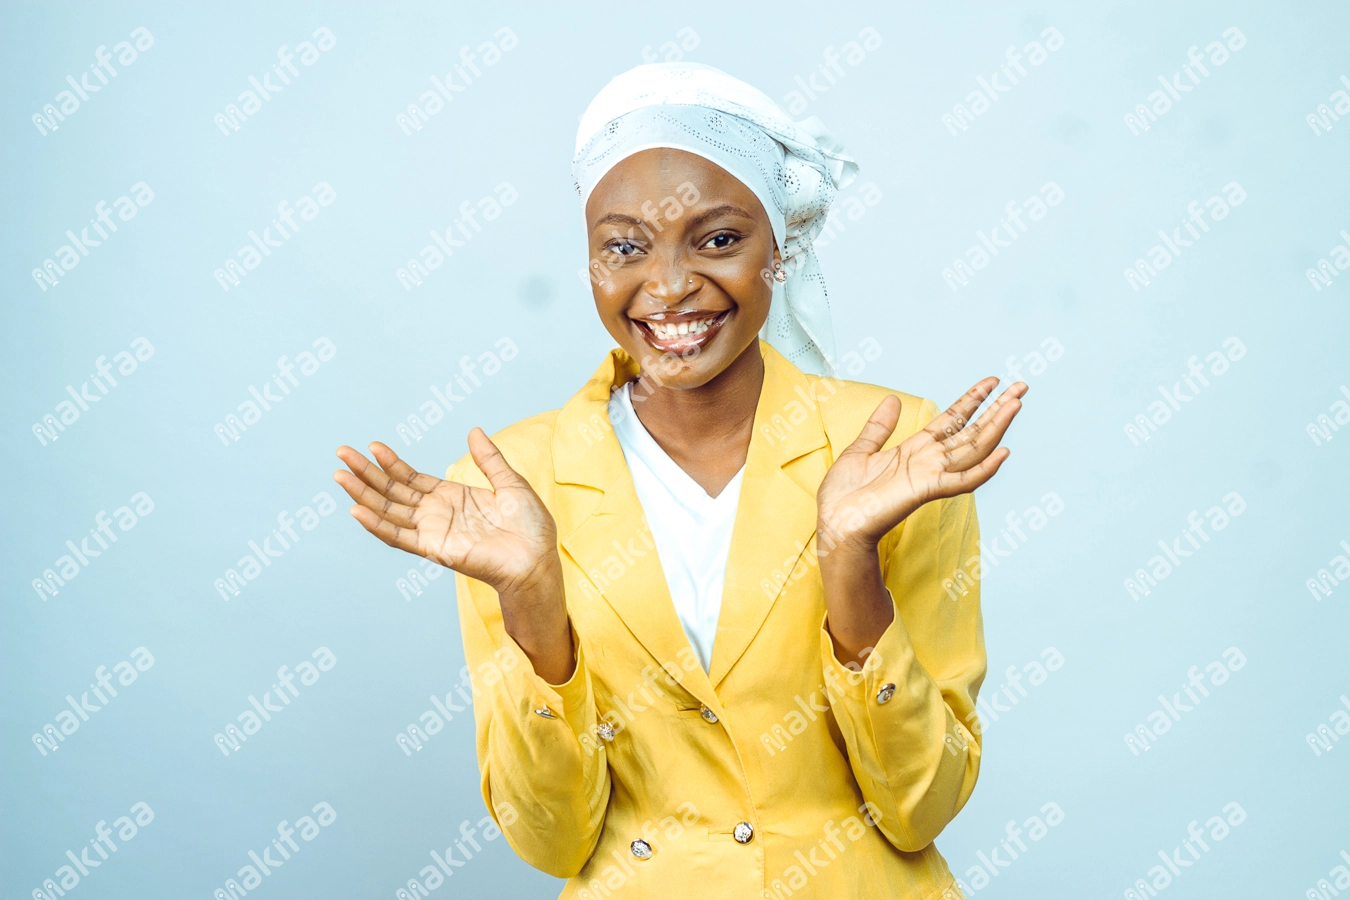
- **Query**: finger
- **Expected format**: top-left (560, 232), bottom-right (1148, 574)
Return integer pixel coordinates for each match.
top-left (333, 470), bottom-right (418, 528)
top-left (337, 445), bottom-right (403, 499)
top-left (468, 428), bottom-right (528, 491)
top-left (348, 504), bottom-right (423, 556)
top-left (844, 395), bottom-right (902, 455)
top-left (925, 378), bottom-right (1001, 441)
top-left (940, 446), bottom-right (1011, 494)
top-left (369, 441), bottom-right (443, 497)
top-left (941, 390), bottom-right (1025, 457)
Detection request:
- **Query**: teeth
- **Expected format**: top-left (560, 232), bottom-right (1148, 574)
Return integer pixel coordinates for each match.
top-left (648, 317), bottom-right (717, 340)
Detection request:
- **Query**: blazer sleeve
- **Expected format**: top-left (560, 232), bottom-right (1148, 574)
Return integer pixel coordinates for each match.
top-left (447, 459), bottom-right (612, 878)
top-left (818, 398), bottom-right (987, 853)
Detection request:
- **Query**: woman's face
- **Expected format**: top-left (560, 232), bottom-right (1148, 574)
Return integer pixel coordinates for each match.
top-left (584, 148), bottom-right (779, 389)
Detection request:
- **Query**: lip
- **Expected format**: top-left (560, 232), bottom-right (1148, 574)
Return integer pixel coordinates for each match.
top-left (630, 309), bottom-right (731, 356)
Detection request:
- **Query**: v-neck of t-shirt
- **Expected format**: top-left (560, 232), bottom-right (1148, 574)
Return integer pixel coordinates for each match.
top-left (612, 383), bottom-right (745, 521)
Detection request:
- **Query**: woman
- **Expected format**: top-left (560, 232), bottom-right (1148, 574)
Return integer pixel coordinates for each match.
top-left (336, 63), bottom-right (1026, 898)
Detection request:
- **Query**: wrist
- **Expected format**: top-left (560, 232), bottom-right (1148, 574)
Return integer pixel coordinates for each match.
top-left (816, 522), bottom-right (880, 569)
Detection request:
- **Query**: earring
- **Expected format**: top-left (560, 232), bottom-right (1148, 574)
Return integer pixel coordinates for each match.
top-left (771, 261), bottom-right (787, 284)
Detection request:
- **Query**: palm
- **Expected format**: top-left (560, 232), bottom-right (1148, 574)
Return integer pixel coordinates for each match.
top-left (335, 431), bottom-right (557, 592)
top-left (817, 378), bottom-right (1026, 547)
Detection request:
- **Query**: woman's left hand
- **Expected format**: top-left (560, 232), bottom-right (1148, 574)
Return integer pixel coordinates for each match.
top-left (816, 378), bottom-right (1027, 555)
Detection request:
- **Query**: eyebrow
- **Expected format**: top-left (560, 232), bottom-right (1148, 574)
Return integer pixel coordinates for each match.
top-left (594, 212), bottom-right (645, 229)
top-left (687, 204), bottom-right (756, 230)
top-left (591, 204), bottom-right (757, 233)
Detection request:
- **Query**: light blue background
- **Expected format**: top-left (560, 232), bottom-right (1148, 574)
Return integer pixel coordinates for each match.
top-left (3, 2), bottom-right (1348, 897)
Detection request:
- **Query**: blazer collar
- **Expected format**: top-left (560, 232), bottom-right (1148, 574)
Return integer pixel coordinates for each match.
top-left (554, 342), bottom-right (830, 705)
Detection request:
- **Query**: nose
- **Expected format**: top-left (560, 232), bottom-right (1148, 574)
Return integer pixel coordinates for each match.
top-left (644, 249), bottom-right (698, 307)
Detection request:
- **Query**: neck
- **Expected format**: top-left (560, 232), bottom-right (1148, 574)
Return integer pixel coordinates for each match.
top-left (628, 341), bottom-right (764, 496)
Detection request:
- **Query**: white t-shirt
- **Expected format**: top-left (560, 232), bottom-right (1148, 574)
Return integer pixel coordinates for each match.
top-left (609, 383), bottom-right (745, 672)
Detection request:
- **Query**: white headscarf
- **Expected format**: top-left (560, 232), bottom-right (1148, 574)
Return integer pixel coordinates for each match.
top-left (572, 62), bottom-right (858, 376)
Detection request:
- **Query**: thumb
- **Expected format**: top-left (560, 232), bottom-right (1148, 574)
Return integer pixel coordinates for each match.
top-left (845, 395), bottom-right (902, 455)
top-left (467, 427), bottom-right (526, 492)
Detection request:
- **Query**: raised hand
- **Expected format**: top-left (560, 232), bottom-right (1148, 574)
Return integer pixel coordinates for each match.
top-left (816, 378), bottom-right (1027, 553)
top-left (334, 430), bottom-right (574, 682)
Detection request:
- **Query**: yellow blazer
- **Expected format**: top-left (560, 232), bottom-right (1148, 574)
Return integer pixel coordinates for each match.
top-left (448, 342), bottom-right (985, 900)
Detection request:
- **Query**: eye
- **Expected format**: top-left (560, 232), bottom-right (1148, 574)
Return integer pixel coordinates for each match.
top-left (702, 231), bottom-right (740, 250)
top-left (604, 239), bottom-right (644, 258)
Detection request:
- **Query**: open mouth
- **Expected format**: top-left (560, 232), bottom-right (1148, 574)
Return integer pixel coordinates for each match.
top-left (631, 309), bottom-right (731, 356)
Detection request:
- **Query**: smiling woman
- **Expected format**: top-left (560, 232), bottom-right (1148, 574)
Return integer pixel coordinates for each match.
top-left (335, 62), bottom-right (1027, 899)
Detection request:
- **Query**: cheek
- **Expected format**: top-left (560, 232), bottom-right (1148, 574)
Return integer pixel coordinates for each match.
top-left (715, 259), bottom-right (773, 313)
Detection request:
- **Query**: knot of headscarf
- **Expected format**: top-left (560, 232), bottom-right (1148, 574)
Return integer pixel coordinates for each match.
top-left (572, 62), bottom-right (858, 376)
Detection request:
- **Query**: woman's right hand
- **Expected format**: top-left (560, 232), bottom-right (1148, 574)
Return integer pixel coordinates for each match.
top-left (335, 430), bottom-right (575, 683)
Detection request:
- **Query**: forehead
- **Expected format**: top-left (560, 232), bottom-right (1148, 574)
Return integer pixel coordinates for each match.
top-left (585, 148), bottom-right (765, 223)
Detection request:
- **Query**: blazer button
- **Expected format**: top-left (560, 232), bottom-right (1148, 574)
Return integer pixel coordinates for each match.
top-left (533, 707), bottom-right (556, 719)
top-left (596, 721), bottom-right (616, 741)
top-left (733, 822), bottom-right (754, 844)
top-left (875, 683), bottom-right (897, 704)
top-left (631, 839), bottom-right (653, 859)
top-left (700, 705), bottom-right (719, 723)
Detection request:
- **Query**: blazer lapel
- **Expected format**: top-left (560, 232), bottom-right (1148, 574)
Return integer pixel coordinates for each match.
top-left (707, 343), bottom-right (830, 690)
top-left (554, 350), bottom-right (721, 712)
